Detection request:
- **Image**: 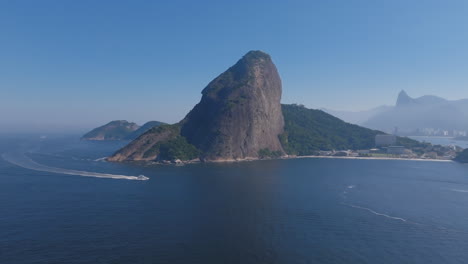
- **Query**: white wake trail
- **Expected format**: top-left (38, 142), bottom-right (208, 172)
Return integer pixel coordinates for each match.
top-left (344, 203), bottom-right (407, 222)
top-left (342, 184), bottom-right (411, 223)
top-left (1, 151), bottom-right (149, 181)
top-left (341, 186), bottom-right (466, 232)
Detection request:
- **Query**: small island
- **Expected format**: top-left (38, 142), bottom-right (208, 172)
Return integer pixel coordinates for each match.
top-left (82, 120), bottom-right (165, 141)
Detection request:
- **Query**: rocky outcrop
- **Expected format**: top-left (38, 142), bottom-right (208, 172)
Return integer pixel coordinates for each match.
top-left (82, 120), bottom-right (139, 141)
top-left (108, 50), bottom-right (285, 162)
top-left (395, 90), bottom-right (415, 107)
top-left (180, 50), bottom-right (285, 161)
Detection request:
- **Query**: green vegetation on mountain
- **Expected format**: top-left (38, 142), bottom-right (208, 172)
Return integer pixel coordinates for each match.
top-left (395, 136), bottom-right (430, 149)
top-left (258, 148), bottom-right (283, 159)
top-left (145, 123), bottom-right (180, 136)
top-left (280, 104), bottom-right (383, 155)
top-left (138, 124), bottom-right (200, 161)
top-left (147, 136), bottom-right (200, 161)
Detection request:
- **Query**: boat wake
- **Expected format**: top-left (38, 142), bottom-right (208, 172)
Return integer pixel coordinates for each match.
top-left (341, 184), bottom-right (411, 223)
top-left (1, 151), bottom-right (149, 181)
top-left (341, 185), bottom-right (468, 234)
top-left (94, 157), bottom-right (107, 162)
top-left (344, 203), bottom-right (407, 222)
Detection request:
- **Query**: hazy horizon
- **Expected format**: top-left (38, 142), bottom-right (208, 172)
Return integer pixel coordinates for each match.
top-left (2, 0), bottom-right (468, 132)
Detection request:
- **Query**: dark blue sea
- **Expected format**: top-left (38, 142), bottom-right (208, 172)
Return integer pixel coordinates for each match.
top-left (1, 134), bottom-right (468, 264)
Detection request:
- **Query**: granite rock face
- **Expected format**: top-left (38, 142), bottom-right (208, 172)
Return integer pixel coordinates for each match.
top-left (108, 50), bottom-right (285, 162)
top-left (181, 50), bottom-right (285, 161)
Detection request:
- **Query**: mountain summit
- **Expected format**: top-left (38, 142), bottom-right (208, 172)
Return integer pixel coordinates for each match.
top-left (396, 90), bottom-right (414, 106)
top-left (363, 91), bottom-right (468, 133)
top-left (180, 50), bottom-right (285, 160)
top-left (396, 90), bottom-right (447, 107)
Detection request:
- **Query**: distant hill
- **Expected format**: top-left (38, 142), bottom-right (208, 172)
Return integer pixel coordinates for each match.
top-left (324, 91), bottom-right (468, 135)
top-left (363, 91), bottom-right (468, 134)
top-left (125, 121), bottom-right (165, 140)
top-left (394, 90), bottom-right (448, 107)
top-left (281, 104), bottom-right (385, 155)
top-left (322, 105), bottom-right (392, 125)
top-left (82, 120), bottom-right (139, 140)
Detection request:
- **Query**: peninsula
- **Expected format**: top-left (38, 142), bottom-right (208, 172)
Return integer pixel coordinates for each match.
top-left (108, 51), bottom-right (457, 164)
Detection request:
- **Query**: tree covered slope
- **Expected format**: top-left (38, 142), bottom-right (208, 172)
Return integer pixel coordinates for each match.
top-left (280, 104), bottom-right (384, 155)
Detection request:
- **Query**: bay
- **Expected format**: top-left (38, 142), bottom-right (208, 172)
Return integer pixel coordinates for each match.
top-left (1, 135), bottom-right (468, 264)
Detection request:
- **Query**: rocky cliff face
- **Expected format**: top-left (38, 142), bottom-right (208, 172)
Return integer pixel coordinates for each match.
top-left (180, 50), bottom-right (285, 161)
top-left (108, 50), bottom-right (285, 162)
top-left (395, 90), bottom-right (414, 107)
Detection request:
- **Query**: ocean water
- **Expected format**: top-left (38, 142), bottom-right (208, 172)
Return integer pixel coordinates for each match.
top-left (1, 135), bottom-right (468, 264)
top-left (409, 136), bottom-right (468, 148)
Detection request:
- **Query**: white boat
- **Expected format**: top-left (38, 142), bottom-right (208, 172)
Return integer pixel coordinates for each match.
top-left (137, 175), bottom-right (149, 181)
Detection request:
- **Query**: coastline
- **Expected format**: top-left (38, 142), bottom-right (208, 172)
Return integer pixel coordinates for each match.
top-left (115, 154), bottom-right (454, 166)
top-left (284, 155), bottom-right (453, 163)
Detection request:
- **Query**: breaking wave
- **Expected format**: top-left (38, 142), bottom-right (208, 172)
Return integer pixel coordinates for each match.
top-left (1, 151), bottom-right (149, 181)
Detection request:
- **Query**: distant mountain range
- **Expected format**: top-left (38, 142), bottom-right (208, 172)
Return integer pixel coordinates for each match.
top-left (324, 91), bottom-right (468, 135)
top-left (322, 105), bottom-right (392, 125)
top-left (82, 120), bottom-right (165, 141)
top-left (126, 121), bottom-right (166, 140)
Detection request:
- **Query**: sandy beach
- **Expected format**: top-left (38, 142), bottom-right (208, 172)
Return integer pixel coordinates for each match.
top-left (285, 155), bottom-right (453, 162)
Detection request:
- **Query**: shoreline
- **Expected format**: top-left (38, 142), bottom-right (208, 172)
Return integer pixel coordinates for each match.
top-left (121, 154), bottom-right (454, 166)
top-left (285, 155), bottom-right (453, 163)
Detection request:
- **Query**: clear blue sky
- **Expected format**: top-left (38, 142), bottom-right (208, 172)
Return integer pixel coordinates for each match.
top-left (1, 0), bottom-right (468, 132)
